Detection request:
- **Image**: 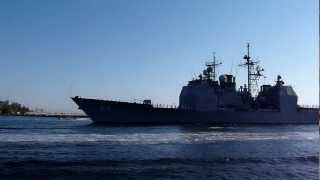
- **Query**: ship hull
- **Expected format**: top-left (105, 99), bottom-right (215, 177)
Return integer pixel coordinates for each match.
top-left (72, 97), bottom-right (318, 125)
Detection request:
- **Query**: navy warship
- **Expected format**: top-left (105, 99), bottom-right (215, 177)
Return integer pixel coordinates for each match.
top-left (72, 44), bottom-right (318, 124)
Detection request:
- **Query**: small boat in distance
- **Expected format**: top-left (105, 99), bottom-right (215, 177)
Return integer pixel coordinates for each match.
top-left (72, 44), bottom-right (318, 125)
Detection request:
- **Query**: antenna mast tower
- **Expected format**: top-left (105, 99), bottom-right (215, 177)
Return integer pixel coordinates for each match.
top-left (205, 52), bottom-right (222, 81)
top-left (239, 43), bottom-right (264, 95)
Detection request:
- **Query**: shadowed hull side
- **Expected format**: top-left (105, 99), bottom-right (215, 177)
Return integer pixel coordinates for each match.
top-left (72, 97), bottom-right (318, 125)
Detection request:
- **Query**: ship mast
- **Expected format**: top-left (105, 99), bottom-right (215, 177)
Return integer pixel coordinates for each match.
top-left (239, 43), bottom-right (264, 95)
top-left (211, 52), bottom-right (222, 81)
top-left (245, 43), bottom-right (252, 93)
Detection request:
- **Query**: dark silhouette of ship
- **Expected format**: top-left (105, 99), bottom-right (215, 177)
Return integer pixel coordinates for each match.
top-left (72, 44), bottom-right (318, 124)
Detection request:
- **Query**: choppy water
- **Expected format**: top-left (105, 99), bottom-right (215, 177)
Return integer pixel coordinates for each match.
top-left (0, 116), bottom-right (318, 179)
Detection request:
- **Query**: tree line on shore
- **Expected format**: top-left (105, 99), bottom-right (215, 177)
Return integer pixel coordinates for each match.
top-left (0, 101), bottom-right (30, 115)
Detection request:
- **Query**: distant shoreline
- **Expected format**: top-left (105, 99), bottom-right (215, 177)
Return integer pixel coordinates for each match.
top-left (0, 114), bottom-right (88, 119)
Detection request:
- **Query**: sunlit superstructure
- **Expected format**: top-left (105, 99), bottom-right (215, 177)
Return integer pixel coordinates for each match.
top-left (72, 44), bottom-right (318, 124)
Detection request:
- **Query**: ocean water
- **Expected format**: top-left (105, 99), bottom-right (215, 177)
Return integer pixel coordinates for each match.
top-left (0, 116), bottom-right (318, 180)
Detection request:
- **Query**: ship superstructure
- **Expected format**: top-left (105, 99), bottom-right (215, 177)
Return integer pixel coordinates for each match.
top-left (72, 44), bottom-right (318, 124)
top-left (179, 43), bottom-right (293, 112)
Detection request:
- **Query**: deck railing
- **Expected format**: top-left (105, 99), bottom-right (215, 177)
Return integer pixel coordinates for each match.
top-left (298, 105), bottom-right (319, 109)
top-left (153, 104), bottom-right (178, 109)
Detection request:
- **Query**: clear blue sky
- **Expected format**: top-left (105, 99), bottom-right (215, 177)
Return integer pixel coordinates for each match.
top-left (0, 0), bottom-right (318, 112)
